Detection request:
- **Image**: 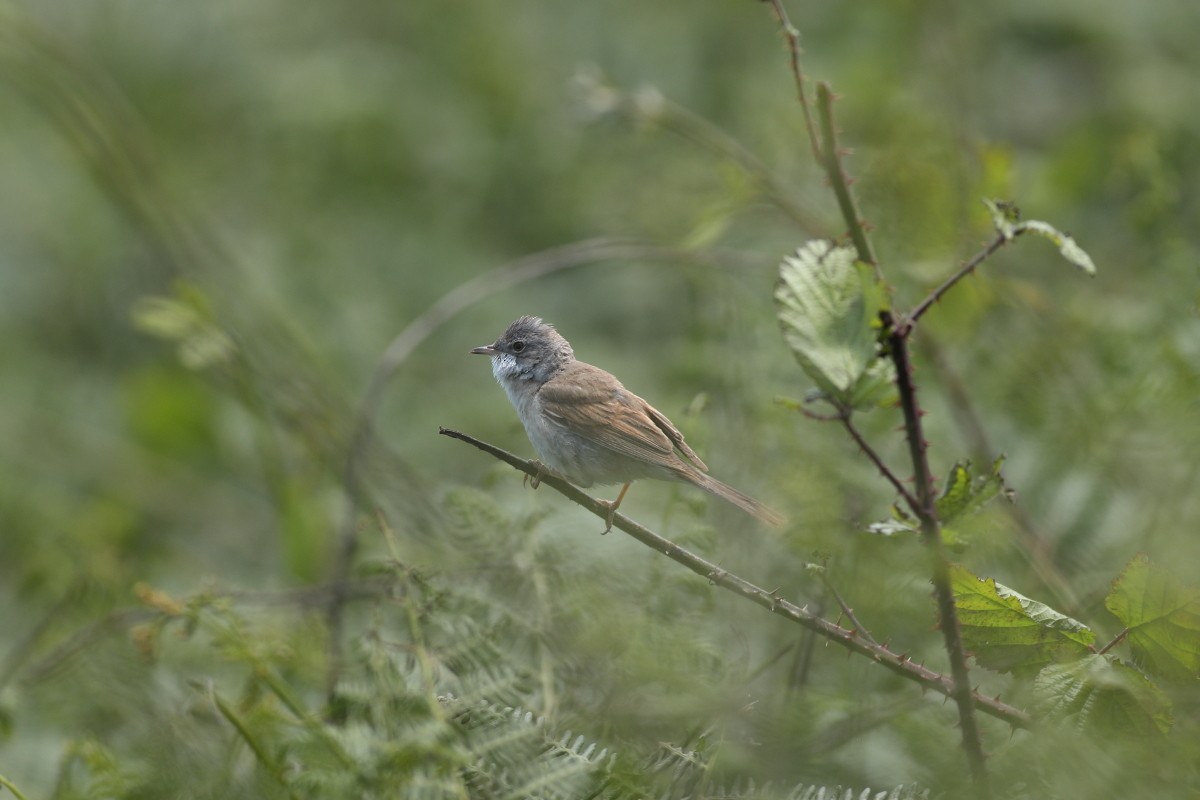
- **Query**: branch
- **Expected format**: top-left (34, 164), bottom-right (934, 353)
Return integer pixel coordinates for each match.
top-left (840, 413), bottom-right (921, 515)
top-left (1097, 627), bottom-right (1130, 656)
top-left (885, 319), bottom-right (992, 792)
top-left (906, 233), bottom-right (1012, 327)
top-left (816, 83), bottom-right (879, 275)
top-left (440, 427), bottom-right (1032, 730)
top-left (816, 569), bottom-right (880, 647)
top-left (763, 0), bottom-right (822, 164)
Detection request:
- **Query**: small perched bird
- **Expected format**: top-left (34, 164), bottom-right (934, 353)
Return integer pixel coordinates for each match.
top-left (471, 316), bottom-right (784, 530)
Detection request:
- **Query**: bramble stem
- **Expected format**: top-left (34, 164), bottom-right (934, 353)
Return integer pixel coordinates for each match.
top-left (885, 319), bottom-right (992, 794)
top-left (441, 427), bottom-right (1031, 731)
top-left (816, 83), bottom-right (879, 276)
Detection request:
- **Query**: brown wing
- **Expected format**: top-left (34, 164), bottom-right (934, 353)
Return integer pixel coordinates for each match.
top-left (537, 362), bottom-right (708, 473)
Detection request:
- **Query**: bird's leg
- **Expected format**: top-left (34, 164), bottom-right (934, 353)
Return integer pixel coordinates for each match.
top-left (524, 460), bottom-right (549, 490)
top-left (597, 482), bottom-right (632, 534)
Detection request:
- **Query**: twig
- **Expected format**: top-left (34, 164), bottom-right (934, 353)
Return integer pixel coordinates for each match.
top-left (905, 233), bottom-right (1012, 327)
top-left (816, 570), bottom-right (879, 647)
top-left (1097, 627), bottom-right (1130, 656)
top-left (440, 427), bottom-right (1032, 730)
top-left (816, 83), bottom-right (879, 275)
top-left (840, 413), bottom-right (921, 515)
top-left (763, 0), bottom-right (822, 164)
top-left (886, 319), bottom-right (992, 793)
top-left (326, 238), bottom-right (771, 708)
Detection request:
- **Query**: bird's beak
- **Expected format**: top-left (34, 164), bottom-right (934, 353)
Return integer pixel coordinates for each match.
top-left (470, 344), bottom-right (498, 356)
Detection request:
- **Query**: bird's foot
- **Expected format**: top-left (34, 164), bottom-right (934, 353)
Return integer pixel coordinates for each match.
top-left (595, 482), bottom-right (632, 535)
top-left (524, 460), bottom-right (549, 490)
top-left (596, 500), bottom-right (618, 534)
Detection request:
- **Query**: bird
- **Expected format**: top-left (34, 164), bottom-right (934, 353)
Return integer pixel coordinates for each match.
top-left (470, 315), bottom-right (784, 530)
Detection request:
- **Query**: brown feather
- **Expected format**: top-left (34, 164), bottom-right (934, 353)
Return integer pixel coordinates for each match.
top-left (537, 362), bottom-right (706, 474)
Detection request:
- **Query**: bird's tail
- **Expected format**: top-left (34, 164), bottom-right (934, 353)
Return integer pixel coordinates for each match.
top-left (685, 470), bottom-right (785, 527)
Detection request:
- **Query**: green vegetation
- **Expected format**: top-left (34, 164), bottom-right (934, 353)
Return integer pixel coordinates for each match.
top-left (2, 1), bottom-right (1198, 797)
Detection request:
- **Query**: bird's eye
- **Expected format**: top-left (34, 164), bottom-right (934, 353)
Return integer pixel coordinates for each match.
top-left (511, 340), bottom-right (525, 353)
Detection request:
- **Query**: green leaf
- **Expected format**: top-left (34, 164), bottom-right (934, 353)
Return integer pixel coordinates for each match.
top-left (846, 357), bottom-right (898, 410)
top-left (936, 456), bottom-right (1011, 525)
top-left (951, 564), bottom-right (1095, 675)
top-left (1105, 554), bottom-right (1200, 682)
top-left (1034, 654), bottom-right (1172, 736)
top-left (1020, 220), bottom-right (1097, 275)
top-left (982, 198), bottom-right (1096, 275)
top-left (866, 519), bottom-right (918, 537)
top-left (775, 240), bottom-right (893, 408)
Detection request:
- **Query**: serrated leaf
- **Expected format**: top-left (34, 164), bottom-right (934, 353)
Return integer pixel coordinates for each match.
top-left (1034, 654), bottom-right (1172, 736)
top-left (1019, 220), bottom-right (1097, 275)
top-left (846, 357), bottom-right (898, 410)
top-left (983, 198), bottom-right (1096, 275)
top-left (951, 564), bottom-right (1095, 675)
top-left (1105, 554), bottom-right (1200, 682)
top-left (775, 240), bottom-right (889, 406)
top-left (936, 456), bottom-right (1010, 525)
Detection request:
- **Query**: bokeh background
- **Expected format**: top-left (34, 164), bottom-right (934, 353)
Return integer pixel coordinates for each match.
top-left (1, 0), bottom-right (1198, 796)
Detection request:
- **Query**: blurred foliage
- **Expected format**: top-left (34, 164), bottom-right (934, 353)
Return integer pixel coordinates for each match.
top-left (1, 0), bottom-right (1199, 797)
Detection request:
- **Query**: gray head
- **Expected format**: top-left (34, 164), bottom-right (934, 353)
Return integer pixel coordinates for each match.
top-left (470, 316), bottom-right (574, 384)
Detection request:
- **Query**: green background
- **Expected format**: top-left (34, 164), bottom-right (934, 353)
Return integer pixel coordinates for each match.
top-left (1, 0), bottom-right (1198, 796)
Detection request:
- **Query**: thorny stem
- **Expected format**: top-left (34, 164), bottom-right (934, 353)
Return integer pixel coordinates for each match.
top-left (886, 320), bottom-right (992, 794)
top-left (816, 83), bottom-right (880, 277)
top-left (840, 412), bottom-right (921, 515)
top-left (440, 427), bottom-right (1032, 731)
top-left (763, 0), bottom-right (822, 164)
top-left (766, 5), bottom-right (991, 790)
top-left (817, 570), bottom-right (880, 647)
top-left (906, 232), bottom-right (1013, 326)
